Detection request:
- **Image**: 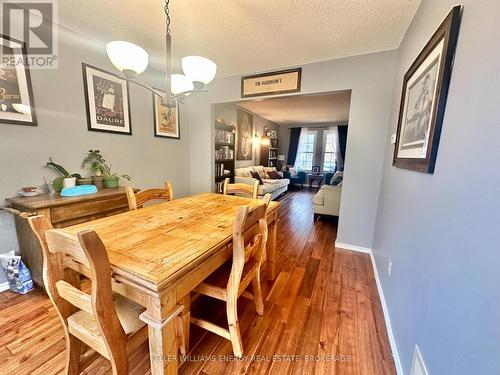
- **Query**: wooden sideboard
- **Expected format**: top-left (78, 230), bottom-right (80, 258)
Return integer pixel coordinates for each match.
top-left (5, 187), bottom-right (137, 286)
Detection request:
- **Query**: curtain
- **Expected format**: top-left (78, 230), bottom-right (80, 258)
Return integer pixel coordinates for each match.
top-left (287, 127), bottom-right (301, 166)
top-left (332, 126), bottom-right (343, 171)
top-left (295, 128), bottom-right (316, 170)
top-left (337, 125), bottom-right (348, 170)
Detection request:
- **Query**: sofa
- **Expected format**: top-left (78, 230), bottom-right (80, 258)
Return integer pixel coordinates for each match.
top-left (234, 166), bottom-right (290, 200)
top-left (313, 172), bottom-right (343, 219)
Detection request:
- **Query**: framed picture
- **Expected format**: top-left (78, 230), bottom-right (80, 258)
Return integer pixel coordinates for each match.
top-left (270, 130), bottom-right (277, 138)
top-left (236, 109), bottom-right (253, 160)
top-left (263, 126), bottom-right (270, 137)
top-left (393, 6), bottom-right (461, 173)
top-left (82, 63), bottom-right (132, 135)
top-left (312, 166), bottom-right (320, 173)
top-left (241, 68), bottom-right (301, 98)
top-left (0, 35), bottom-right (37, 126)
top-left (153, 91), bottom-right (180, 139)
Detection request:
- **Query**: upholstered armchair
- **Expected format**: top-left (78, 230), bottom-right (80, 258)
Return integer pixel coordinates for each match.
top-left (283, 170), bottom-right (306, 188)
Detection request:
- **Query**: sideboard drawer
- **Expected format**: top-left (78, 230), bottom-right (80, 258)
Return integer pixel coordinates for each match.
top-left (50, 195), bottom-right (129, 225)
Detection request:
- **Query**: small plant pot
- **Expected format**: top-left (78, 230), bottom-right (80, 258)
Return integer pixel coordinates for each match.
top-left (76, 177), bottom-right (93, 186)
top-left (104, 176), bottom-right (119, 188)
top-left (62, 177), bottom-right (77, 189)
top-left (92, 175), bottom-right (104, 189)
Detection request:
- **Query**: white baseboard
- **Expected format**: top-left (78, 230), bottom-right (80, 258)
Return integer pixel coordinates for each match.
top-left (369, 252), bottom-right (404, 375)
top-left (334, 240), bottom-right (372, 254)
top-left (0, 282), bottom-right (9, 293)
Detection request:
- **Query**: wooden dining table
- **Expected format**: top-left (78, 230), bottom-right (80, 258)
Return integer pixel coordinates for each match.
top-left (65, 192), bottom-right (280, 375)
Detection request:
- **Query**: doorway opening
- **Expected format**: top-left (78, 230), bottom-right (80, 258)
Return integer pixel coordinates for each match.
top-left (213, 90), bottom-right (351, 221)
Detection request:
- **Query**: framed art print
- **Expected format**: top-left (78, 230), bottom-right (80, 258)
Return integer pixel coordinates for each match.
top-left (153, 91), bottom-right (180, 139)
top-left (236, 109), bottom-right (253, 160)
top-left (0, 35), bottom-right (37, 126)
top-left (82, 63), bottom-right (132, 135)
top-left (393, 6), bottom-right (461, 173)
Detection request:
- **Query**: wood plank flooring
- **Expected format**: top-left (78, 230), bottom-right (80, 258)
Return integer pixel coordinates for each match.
top-left (0, 189), bottom-right (396, 375)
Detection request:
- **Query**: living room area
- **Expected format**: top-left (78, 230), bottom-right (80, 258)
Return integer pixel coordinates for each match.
top-left (213, 91), bottom-right (349, 221)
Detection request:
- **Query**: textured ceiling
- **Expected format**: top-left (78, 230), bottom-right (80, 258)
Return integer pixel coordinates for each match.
top-left (59, 0), bottom-right (421, 77)
top-left (237, 91), bottom-right (351, 126)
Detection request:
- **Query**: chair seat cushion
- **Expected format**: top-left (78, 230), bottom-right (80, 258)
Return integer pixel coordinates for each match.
top-left (68, 295), bottom-right (146, 336)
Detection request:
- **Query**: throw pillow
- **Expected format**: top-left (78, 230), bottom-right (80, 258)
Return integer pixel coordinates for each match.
top-left (267, 170), bottom-right (282, 179)
top-left (329, 171), bottom-right (344, 186)
top-left (253, 166), bottom-right (267, 179)
top-left (288, 167), bottom-right (297, 177)
top-left (250, 171), bottom-right (264, 185)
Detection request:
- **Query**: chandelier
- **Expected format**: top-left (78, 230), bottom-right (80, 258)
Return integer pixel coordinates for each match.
top-left (105, 0), bottom-right (217, 108)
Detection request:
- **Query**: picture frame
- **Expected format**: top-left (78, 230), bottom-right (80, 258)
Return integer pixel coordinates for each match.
top-left (312, 166), bottom-right (320, 173)
top-left (0, 34), bottom-right (37, 126)
top-left (236, 109), bottom-right (253, 160)
top-left (241, 68), bottom-right (301, 98)
top-left (82, 63), bottom-right (132, 135)
top-left (393, 6), bottom-right (461, 173)
top-left (153, 90), bottom-right (180, 139)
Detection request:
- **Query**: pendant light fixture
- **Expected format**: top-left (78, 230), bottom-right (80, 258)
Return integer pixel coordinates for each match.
top-left (106, 0), bottom-right (216, 107)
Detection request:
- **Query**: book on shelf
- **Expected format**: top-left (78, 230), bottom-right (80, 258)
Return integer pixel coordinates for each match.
top-left (215, 129), bottom-right (235, 144)
top-left (215, 181), bottom-right (225, 194)
top-left (215, 146), bottom-right (234, 161)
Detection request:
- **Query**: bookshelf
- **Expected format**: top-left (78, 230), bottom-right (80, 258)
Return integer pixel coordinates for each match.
top-left (260, 136), bottom-right (279, 168)
top-left (214, 121), bottom-right (236, 193)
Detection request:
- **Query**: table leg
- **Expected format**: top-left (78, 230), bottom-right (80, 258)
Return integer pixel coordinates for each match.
top-left (266, 219), bottom-right (278, 281)
top-left (141, 293), bottom-right (182, 375)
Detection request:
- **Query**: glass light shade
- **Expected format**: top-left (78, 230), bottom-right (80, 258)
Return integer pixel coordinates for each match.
top-left (171, 74), bottom-right (194, 96)
top-left (181, 56), bottom-right (217, 84)
top-left (106, 41), bottom-right (149, 76)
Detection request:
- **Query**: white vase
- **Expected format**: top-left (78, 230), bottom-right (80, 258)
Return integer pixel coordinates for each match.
top-left (63, 177), bottom-right (76, 189)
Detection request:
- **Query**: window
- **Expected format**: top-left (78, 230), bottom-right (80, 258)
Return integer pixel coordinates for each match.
top-left (323, 131), bottom-right (337, 172)
top-left (295, 130), bottom-right (316, 170)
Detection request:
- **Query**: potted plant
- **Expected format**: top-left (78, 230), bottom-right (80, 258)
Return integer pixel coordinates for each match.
top-left (45, 157), bottom-right (81, 192)
top-left (103, 169), bottom-right (131, 188)
top-left (82, 150), bottom-right (106, 189)
top-left (82, 150), bottom-right (131, 188)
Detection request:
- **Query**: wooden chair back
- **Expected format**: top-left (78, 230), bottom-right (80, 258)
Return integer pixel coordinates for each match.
top-left (126, 181), bottom-right (174, 210)
top-left (223, 178), bottom-right (259, 199)
top-left (28, 215), bottom-right (128, 372)
top-left (228, 194), bottom-right (271, 295)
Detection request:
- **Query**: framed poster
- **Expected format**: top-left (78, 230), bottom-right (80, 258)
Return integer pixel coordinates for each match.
top-left (82, 63), bottom-right (132, 135)
top-left (153, 91), bottom-right (180, 139)
top-left (241, 68), bottom-right (301, 98)
top-left (393, 6), bottom-right (461, 173)
top-left (236, 109), bottom-right (253, 160)
top-left (0, 35), bottom-right (37, 126)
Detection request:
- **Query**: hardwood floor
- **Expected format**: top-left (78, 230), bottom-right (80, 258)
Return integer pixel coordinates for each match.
top-left (0, 189), bottom-right (396, 375)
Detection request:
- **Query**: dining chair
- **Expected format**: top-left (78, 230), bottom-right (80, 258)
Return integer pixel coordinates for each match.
top-left (190, 194), bottom-right (272, 357)
top-left (28, 215), bottom-right (148, 375)
top-left (223, 177), bottom-right (259, 199)
top-left (126, 181), bottom-right (174, 210)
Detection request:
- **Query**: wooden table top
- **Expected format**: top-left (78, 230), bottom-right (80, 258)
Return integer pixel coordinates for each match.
top-left (65, 193), bottom-right (279, 291)
top-left (6, 187), bottom-right (136, 210)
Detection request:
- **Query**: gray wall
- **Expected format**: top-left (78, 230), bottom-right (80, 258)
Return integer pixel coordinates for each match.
top-left (373, 1), bottom-right (500, 374)
top-left (187, 51), bottom-right (397, 248)
top-left (0, 26), bottom-right (192, 279)
top-left (214, 103), bottom-right (279, 169)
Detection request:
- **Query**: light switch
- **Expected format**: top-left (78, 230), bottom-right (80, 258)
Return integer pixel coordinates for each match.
top-left (390, 133), bottom-right (397, 144)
